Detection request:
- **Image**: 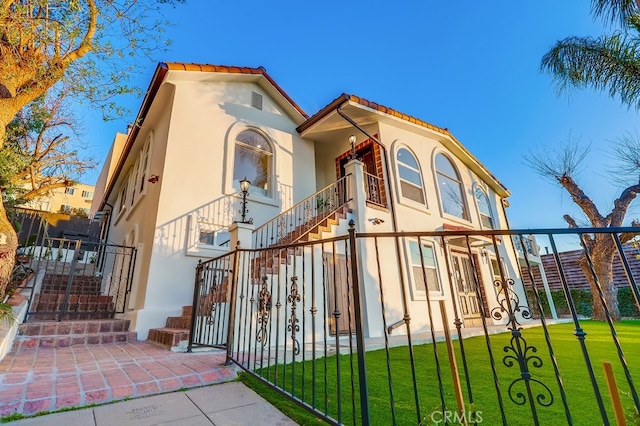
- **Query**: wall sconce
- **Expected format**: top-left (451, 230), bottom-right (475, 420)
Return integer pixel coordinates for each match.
top-left (349, 135), bottom-right (356, 160)
top-left (148, 174), bottom-right (160, 184)
top-left (238, 177), bottom-right (253, 224)
top-left (480, 247), bottom-right (488, 262)
top-left (368, 217), bottom-right (385, 225)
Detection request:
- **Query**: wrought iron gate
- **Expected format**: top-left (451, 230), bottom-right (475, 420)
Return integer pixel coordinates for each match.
top-left (20, 238), bottom-right (136, 321)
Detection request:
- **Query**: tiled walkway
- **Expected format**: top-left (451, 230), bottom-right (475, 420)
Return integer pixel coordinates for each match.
top-left (0, 342), bottom-right (236, 417)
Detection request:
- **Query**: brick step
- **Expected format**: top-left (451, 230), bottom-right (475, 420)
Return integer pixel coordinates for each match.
top-left (32, 294), bottom-right (114, 313)
top-left (148, 328), bottom-right (190, 349)
top-left (182, 306), bottom-right (192, 317)
top-left (19, 319), bottom-right (130, 336)
top-left (39, 284), bottom-right (103, 294)
top-left (147, 306), bottom-right (193, 350)
top-left (27, 312), bottom-right (116, 321)
top-left (166, 316), bottom-right (191, 329)
top-left (34, 293), bottom-right (113, 303)
top-left (13, 319), bottom-right (134, 350)
top-left (12, 331), bottom-right (136, 351)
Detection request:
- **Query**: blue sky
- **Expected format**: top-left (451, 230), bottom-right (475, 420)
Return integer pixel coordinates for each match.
top-left (81, 1), bottom-right (640, 233)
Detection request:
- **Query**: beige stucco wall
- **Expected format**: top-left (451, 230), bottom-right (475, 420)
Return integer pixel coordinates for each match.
top-left (107, 77), bottom-right (315, 338)
top-left (98, 70), bottom-right (524, 341)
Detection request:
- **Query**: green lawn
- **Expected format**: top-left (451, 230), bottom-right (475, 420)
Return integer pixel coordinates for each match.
top-left (244, 320), bottom-right (640, 425)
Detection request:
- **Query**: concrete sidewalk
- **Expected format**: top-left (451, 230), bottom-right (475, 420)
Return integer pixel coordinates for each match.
top-left (9, 382), bottom-right (297, 425)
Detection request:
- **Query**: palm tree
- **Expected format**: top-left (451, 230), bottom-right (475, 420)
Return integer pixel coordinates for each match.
top-left (541, 1), bottom-right (640, 110)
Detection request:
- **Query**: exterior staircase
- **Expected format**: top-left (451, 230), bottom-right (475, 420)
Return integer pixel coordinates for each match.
top-left (28, 273), bottom-right (115, 321)
top-left (251, 205), bottom-right (351, 279)
top-left (147, 306), bottom-right (192, 351)
top-left (13, 319), bottom-right (134, 351)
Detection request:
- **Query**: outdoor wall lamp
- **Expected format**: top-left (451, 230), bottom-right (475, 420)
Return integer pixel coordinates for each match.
top-left (238, 177), bottom-right (253, 224)
top-left (148, 174), bottom-right (160, 184)
top-left (480, 247), bottom-right (489, 261)
top-left (349, 135), bottom-right (356, 159)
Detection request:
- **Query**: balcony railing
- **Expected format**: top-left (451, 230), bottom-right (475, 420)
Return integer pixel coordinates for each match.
top-left (252, 175), bottom-right (351, 248)
top-left (364, 172), bottom-right (386, 207)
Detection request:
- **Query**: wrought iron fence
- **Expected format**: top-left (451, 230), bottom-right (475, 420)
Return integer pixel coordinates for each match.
top-left (21, 238), bottom-right (136, 321)
top-left (190, 225), bottom-right (640, 425)
top-left (253, 175), bottom-right (351, 248)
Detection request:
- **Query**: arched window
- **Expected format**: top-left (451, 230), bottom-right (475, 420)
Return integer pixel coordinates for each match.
top-left (435, 154), bottom-right (468, 220)
top-left (396, 148), bottom-right (426, 205)
top-left (233, 130), bottom-right (273, 197)
top-left (475, 187), bottom-right (494, 229)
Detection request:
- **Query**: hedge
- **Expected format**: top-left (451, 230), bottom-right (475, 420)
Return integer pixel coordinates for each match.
top-left (525, 287), bottom-right (640, 319)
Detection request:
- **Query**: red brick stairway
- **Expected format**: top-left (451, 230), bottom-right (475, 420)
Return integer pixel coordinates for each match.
top-left (147, 306), bottom-right (192, 350)
top-left (28, 273), bottom-right (115, 321)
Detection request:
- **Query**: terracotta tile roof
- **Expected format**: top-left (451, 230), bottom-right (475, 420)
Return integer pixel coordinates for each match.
top-left (98, 62), bottom-right (307, 210)
top-left (297, 93), bottom-right (509, 194)
top-left (296, 93), bottom-right (449, 136)
top-left (164, 62), bottom-right (308, 119)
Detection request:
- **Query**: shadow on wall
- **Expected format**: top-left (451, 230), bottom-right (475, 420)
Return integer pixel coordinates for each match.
top-left (153, 181), bottom-right (294, 258)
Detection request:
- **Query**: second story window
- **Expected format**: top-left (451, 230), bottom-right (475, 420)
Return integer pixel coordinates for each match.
top-left (475, 187), bottom-right (494, 229)
top-left (233, 130), bottom-right (273, 197)
top-left (64, 188), bottom-right (75, 195)
top-left (82, 190), bottom-right (93, 198)
top-left (138, 137), bottom-right (151, 194)
top-left (396, 147), bottom-right (426, 205)
top-left (118, 178), bottom-right (128, 215)
top-left (435, 153), bottom-right (468, 220)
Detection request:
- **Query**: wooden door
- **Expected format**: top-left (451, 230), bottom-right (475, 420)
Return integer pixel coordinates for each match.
top-left (452, 253), bottom-right (482, 322)
top-left (324, 253), bottom-right (355, 335)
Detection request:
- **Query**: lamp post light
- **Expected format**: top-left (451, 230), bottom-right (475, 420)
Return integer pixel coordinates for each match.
top-left (238, 177), bottom-right (253, 224)
top-left (349, 134), bottom-right (356, 160)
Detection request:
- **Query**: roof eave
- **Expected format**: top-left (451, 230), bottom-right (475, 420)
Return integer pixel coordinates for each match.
top-left (97, 62), bottom-right (169, 211)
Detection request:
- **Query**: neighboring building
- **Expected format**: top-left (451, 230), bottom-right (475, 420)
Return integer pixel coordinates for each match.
top-left (91, 62), bottom-right (530, 340)
top-left (22, 183), bottom-right (95, 216)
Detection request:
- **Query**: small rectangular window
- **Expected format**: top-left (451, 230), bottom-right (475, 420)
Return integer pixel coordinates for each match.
top-left (251, 92), bottom-right (263, 110)
top-left (82, 190), bottom-right (93, 198)
top-left (409, 240), bottom-right (440, 293)
top-left (64, 188), bottom-right (75, 195)
top-left (198, 228), bottom-right (230, 247)
top-left (199, 230), bottom-right (216, 246)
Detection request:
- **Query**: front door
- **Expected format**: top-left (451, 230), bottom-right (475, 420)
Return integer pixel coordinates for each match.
top-left (451, 253), bottom-right (482, 325)
top-left (324, 253), bottom-right (355, 335)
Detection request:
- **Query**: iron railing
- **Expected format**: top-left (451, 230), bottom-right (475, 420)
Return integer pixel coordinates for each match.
top-left (364, 171), bottom-right (386, 207)
top-left (21, 238), bottom-right (136, 321)
top-left (190, 225), bottom-right (640, 425)
top-left (253, 175), bottom-right (351, 248)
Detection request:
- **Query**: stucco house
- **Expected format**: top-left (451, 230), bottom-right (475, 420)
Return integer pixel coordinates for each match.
top-left (91, 62), bottom-right (531, 344)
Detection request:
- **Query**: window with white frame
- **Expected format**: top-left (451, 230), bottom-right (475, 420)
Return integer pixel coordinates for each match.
top-left (82, 190), bottom-right (93, 198)
top-left (474, 187), bottom-right (494, 229)
top-left (117, 178), bottom-right (128, 215)
top-left (64, 187), bottom-right (75, 195)
top-left (198, 224), bottom-right (230, 248)
top-left (408, 240), bottom-right (441, 294)
top-left (129, 158), bottom-right (139, 207)
top-left (138, 137), bottom-right (151, 195)
top-left (233, 130), bottom-right (273, 197)
top-left (396, 147), bottom-right (426, 205)
top-left (435, 153), bottom-right (469, 220)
